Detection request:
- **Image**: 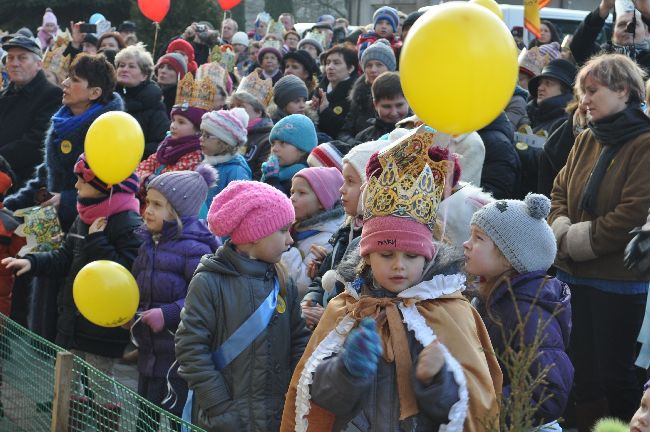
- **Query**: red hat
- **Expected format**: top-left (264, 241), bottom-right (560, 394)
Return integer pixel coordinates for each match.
top-left (166, 39), bottom-right (198, 74)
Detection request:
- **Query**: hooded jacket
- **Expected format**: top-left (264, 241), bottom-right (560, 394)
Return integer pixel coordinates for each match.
top-left (243, 117), bottom-right (274, 181)
top-left (337, 75), bottom-right (375, 144)
top-left (132, 217), bottom-right (219, 378)
top-left (281, 206), bottom-right (346, 297)
top-left (175, 243), bottom-right (310, 431)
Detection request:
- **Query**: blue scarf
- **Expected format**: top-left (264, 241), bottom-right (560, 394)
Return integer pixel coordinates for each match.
top-left (260, 155), bottom-right (305, 182)
top-left (50, 102), bottom-right (106, 147)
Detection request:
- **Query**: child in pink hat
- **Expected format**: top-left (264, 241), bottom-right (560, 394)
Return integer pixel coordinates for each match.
top-left (281, 167), bottom-right (345, 296)
top-left (175, 180), bottom-right (309, 431)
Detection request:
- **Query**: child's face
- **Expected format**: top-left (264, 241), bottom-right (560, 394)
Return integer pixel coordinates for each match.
top-left (144, 188), bottom-right (175, 234)
top-left (290, 176), bottom-right (322, 222)
top-left (285, 97), bottom-right (306, 115)
top-left (247, 224), bottom-right (293, 263)
top-left (200, 130), bottom-right (233, 157)
top-left (364, 60), bottom-right (388, 84)
top-left (340, 162), bottom-right (362, 217)
top-left (374, 19), bottom-right (394, 38)
top-left (373, 95), bottom-right (409, 126)
top-left (632, 389), bottom-right (650, 432)
top-left (170, 114), bottom-right (198, 139)
top-left (463, 226), bottom-right (512, 281)
top-left (271, 140), bottom-right (305, 166)
top-left (367, 251), bottom-right (426, 293)
top-left (75, 176), bottom-right (106, 199)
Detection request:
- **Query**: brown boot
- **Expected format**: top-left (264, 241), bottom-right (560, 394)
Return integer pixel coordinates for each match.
top-left (95, 402), bottom-right (121, 432)
top-left (575, 399), bottom-right (609, 432)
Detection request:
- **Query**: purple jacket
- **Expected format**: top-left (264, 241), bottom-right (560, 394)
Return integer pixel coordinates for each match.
top-left (475, 271), bottom-right (574, 425)
top-left (132, 217), bottom-right (220, 377)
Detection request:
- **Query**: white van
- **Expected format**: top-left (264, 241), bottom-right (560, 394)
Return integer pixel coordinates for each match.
top-left (499, 4), bottom-right (613, 44)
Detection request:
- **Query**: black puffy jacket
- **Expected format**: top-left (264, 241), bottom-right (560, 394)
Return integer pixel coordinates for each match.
top-left (477, 113), bottom-right (521, 199)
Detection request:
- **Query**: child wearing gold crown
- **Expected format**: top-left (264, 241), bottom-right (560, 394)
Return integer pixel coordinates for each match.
top-left (136, 74), bottom-right (217, 204)
top-left (280, 127), bottom-right (502, 432)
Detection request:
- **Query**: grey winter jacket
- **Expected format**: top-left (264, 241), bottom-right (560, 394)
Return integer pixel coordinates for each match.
top-left (175, 243), bottom-right (310, 432)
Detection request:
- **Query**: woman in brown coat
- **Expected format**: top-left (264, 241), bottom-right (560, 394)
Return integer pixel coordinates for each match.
top-left (549, 53), bottom-right (650, 430)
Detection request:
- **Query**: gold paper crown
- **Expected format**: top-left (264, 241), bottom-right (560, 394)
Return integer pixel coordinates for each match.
top-left (174, 73), bottom-right (218, 111)
top-left (208, 44), bottom-right (237, 72)
top-left (196, 62), bottom-right (228, 93)
top-left (43, 45), bottom-right (71, 84)
top-left (238, 71), bottom-right (273, 106)
top-left (261, 38), bottom-right (283, 51)
top-left (363, 127), bottom-right (448, 228)
top-left (266, 20), bottom-right (286, 38)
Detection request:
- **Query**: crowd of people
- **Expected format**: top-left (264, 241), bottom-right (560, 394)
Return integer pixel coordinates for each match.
top-left (0, 1), bottom-right (650, 431)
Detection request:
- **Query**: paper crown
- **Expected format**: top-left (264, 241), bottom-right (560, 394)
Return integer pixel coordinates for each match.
top-left (266, 20), bottom-right (286, 37)
top-left (208, 44), bottom-right (237, 72)
top-left (518, 46), bottom-right (550, 77)
top-left (261, 38), bottom-right (283, 51)
top-left (43, 45), bottom-right (71, 85)
top-left (238, 71), bottom-right (273, 106)
top-left (196, 62), bottom-right (228, 93)
top-left (174, 73), bottom-right (218, 111)
top-left (363, 126), bottom-right (448, 228)
top-left (303, 31), bottom-right (327, 47)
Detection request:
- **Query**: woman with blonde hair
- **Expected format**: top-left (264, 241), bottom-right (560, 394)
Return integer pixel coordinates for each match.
top-left (549, 53), bottom-right (650, 430)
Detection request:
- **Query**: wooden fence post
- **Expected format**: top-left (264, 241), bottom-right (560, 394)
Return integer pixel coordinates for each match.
top-left (51, 351), bottom-right (73, 432)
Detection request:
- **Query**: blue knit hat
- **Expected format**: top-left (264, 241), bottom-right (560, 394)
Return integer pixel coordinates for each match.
top-left (471, 193), bottom-right (557, 273)
top-left (373, 6), bottom-right (399, 33)
top-left (269, 114), bottom-right (317, 153)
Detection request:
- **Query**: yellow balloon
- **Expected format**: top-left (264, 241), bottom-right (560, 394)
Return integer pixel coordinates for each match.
top-left (73, 260), bottom-right (139, 328)
top-left (400, 2), bottom-right (518, 135)
top-left (85, 111), bottom-right (144, 185)
top-left (470, 0), bottom-right (504, 20)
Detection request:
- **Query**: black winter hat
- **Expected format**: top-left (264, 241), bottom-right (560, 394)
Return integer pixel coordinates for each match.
top-left (528, 59), bottom-right (577, 99)
top-left (2, 36), bottom-right (42, 58)
top-left (283, 49), bottom-right (319, 77)
top-left (402, 11), bottom-right (424, 33)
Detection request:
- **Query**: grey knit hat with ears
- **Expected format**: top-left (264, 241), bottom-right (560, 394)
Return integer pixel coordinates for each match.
top-left (360, 39), bottom-right (396, 72)
top-left (471, 193), bottom-right (557, 273)
top-left (147, 165), bottom-right (218, 217)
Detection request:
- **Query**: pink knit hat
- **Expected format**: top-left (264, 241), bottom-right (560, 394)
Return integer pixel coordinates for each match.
top-left (208, 180), bottom-right (295, 244)
top-left (294, 167), bottom-right (344, 211)
top-left (360, 216), bottom-right (435, 260)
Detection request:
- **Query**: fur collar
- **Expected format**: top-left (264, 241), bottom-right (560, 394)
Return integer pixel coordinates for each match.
top-left (203, 153), bottom-right (237, 165)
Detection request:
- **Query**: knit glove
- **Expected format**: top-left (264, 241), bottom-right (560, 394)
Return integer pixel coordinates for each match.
top-left (625, 227), bottom-right (650, 276)
top-left (260, 154), bottom-right (280, 181)
top-left (342, 318), bottom-right (382, 378)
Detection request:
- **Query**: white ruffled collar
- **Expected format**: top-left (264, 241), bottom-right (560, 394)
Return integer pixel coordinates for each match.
top-left (344, 273), bottom-right (465, 302)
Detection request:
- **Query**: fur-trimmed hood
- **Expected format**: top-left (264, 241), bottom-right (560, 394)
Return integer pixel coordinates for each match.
top-left (268, 103), bottom-right (319, 125)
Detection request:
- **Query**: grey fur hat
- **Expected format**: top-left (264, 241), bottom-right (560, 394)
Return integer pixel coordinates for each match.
top-left (471, 193), bottom-right (557, 273)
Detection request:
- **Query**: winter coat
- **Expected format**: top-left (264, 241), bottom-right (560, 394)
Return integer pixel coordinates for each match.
top-left (538, 116), bottom-right (577, 197)
top-left (160, 84), bottom-right (176, 117)
top-left (447, 133), bottom-right (485, 186)
top-left (0, 70), bottom-right (62, 188)
top-left (243, 117), bottom-right (274, 181)
top-left (302, 220), bottom-right (362, 306)
top-left (280, 240), bottom-right (503, 432)
top-left (0, 208), bottom-right (26, 315)
top-left (25, 210), bottom-right (142, 357)
top-left (505, 86), bottom-right (530, 130)
top-left (354, 118), bottom-right (397, 146)
top-left (281, 206), bottom-right (346, 297)
top-left (337, 75), bottom-right (375, 144)
top-left (317, 76), bottom-right (356, 139)
top-left (477, 112), bottom-right (521, 199)
top-left (132, 218), bottom-right (219, 378)
top-left (202, 154), bottom-right (252, 218)
top-left (518, 94), bottom-right (572, 196)
top-left (175, 243), bottom-right (310, 432)
top-left (570, 6), bottom-right (650, 71)
top-left (7, 93), bottom-right (124, 231)
top-left (549, 129), bottom-right (650, 282)
top-left (117, 80), bottom-right (169, 158)
top-left (474, 271), bottom-right (574, 425)
top-left (356, 31), bottom-right (402, 60)
top-left (136, 148), bottom-right (203, 192)
top-left (257, 68), bottom-right (283, 86)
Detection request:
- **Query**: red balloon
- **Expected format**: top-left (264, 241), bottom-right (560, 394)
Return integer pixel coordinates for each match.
top-left (138, 0), bottom-right (170, 23)
top-left (218, 0), bottom-right (242, 10)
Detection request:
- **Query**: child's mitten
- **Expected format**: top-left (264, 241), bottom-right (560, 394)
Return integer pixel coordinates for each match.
top-left (342, 317), bottom-right (382, 378)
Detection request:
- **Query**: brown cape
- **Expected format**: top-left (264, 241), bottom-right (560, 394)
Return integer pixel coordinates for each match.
top-left (280, 290), bottom-right (503, 431)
